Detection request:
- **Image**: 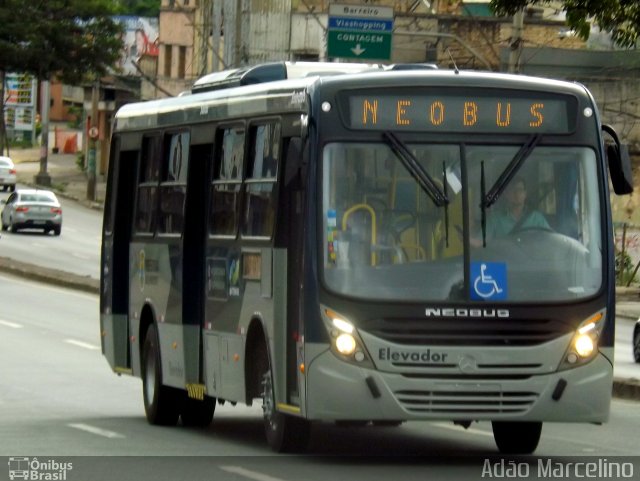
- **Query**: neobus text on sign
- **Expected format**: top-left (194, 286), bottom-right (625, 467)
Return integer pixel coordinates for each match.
top-left (347, 93), bottom-right (574, 133)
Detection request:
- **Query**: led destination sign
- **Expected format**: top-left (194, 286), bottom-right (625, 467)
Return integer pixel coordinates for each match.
top-left (347, 92), bottom-right (576, 133)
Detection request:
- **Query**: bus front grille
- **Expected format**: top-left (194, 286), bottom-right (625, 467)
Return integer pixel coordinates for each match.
top-left (395, 389), bottom-right (538, 414)
top-left (367, 318), bottom-right (570, 346)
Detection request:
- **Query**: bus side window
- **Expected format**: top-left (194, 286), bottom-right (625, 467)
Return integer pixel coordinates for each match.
top-left (242, 122), bottom-right (280, 238)
top-left (134, 135), bottom-right (161, 234)
top-left (159, 132), bottom-right (189, 235)
top-left (210, 126), bottom-right (244, 237)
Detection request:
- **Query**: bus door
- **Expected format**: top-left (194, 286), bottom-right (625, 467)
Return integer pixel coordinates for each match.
top-left (182, 128), bottom-right (214, 389)
top-left (277, 137), bottom-right (306, 407)
top-left (101, 134), bottom-right (138, 371)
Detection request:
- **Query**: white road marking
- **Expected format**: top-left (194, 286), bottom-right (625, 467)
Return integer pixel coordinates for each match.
top-left (220, 466), bottom-right (290, 481)
top-left (0, 319), bottom-right (23, 329)
top-left (71, 253), bottom-right (90, 260)
top-left (431, 421), bottom-right (494, 437)
top-left (65, 339), bottom-right (100, 350)
top-left (68, 423), bottom-right (125, 439)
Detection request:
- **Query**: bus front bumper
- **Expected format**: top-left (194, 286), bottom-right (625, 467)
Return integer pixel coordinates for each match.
top-left (305, 346), bottom-right (612, 423)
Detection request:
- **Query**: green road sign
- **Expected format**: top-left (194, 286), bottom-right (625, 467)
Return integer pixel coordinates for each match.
top-left (327, 30), bottom-right (392, 61)
top-left (327, 4), bottom-right (394, 61)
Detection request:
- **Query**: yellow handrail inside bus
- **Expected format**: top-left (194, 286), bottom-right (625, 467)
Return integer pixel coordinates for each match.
top-left (342, 203), bottom-right (377, 266)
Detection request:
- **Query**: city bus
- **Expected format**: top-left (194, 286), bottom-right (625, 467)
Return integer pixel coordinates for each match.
top-left (100, 61), bottom-right (633, 454)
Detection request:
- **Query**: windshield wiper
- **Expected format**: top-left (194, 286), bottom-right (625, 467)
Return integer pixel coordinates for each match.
top-left (478, 134), bottom-right (542, 247)
top-left (383, 131), bottom-right (449, 207)
top-left (482, 133), bottom-right (542, 208)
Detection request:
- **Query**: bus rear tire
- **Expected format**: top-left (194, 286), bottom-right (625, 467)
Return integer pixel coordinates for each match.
top-left (142, 324), bottom-right (180, 426)
top-left (262, 369), bottom-right (310, 453)
top-left (181, 396), bottom-right (215, 427)
top-left (492, 421), bottom-right (542, 454)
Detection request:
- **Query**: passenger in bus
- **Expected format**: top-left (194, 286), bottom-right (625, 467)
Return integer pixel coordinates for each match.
top-left (471, 177), bottom-right (550, 246)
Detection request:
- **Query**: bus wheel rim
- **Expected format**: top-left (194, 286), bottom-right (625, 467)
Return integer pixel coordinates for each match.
top-left (145, 347), bottom-right (156, 402)
top-left (262, 371), bottom-right (275, 427)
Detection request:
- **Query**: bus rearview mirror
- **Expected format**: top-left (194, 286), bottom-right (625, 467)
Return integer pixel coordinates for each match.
top-left (603, 124), bottom-right (634, 195)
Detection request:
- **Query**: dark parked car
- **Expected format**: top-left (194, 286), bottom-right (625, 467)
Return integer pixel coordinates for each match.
top-left (1, 189), bottom-right (62, 235)
top-left (634, 319), bottom-right (640, 363)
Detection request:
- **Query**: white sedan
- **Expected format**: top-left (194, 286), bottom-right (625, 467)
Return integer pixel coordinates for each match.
top-left (1, 189), bottom-right (62, 235)
top-left (0, 156), bottom-right (17, 192)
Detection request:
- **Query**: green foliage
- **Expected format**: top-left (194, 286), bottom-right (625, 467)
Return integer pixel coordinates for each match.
top-left (117, 0), bottom-right (160, 17)
top-left (76, 151), bottom-right (86, 172)
top-left (489, 0), bottom-right (640, 49)
top-left (0, 0), bottom-right (124, 83)
top-left (9, 138), bottom-right (36, 149)
top-left (615, 249), bottom-right (636, 285)
top-left (66, 105), bottom-right (84, 130)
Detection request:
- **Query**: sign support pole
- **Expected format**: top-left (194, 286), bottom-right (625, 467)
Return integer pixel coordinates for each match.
top-left (86, 80), bottom-right (99, 201)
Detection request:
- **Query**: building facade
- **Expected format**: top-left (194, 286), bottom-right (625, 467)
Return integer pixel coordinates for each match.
top-left (149, 1), bottom-right (640, 224)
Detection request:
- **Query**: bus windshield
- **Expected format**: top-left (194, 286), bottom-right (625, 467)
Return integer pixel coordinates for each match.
top-left (321, 142), bottom-right (602, 303)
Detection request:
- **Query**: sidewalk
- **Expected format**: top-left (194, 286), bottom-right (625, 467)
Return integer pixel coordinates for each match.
top-left (613, 287), bottom-right (640, 320)
top-left (10, 146), bottom-right (105, 210)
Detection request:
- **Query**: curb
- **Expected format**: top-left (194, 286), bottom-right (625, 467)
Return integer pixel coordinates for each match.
top-left (613, 377), bottom-right (640, 401)
top-left (0, 257), bottom-right (637, 402)
top-left (0, 256), bottom-right (99, 294)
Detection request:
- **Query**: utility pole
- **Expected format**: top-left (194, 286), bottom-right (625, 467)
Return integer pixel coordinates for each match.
top-left (508, 8), bottom-right (525, 73)
top-left (239, 0), bottom-right (250, 65)
top-left (211, 0), bottom-right (227, 72)
top-left (199, 0), bottom-right (212, 76)
top-left (223, 0), bottom-right (238, 67)
top-left (34, 79), bottom-right (52, 186)
top-left (86, 80), bottom-right (99, 201)
top-left (0, 70), bottom-right (8, 156)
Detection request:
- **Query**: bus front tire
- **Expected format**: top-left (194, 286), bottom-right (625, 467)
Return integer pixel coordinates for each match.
top-left (262, 369), bottom-right (310, 453)
top-left (492, 421), bottom-right (542, 454)
top-left (142, 324), bottom-right (180, 426)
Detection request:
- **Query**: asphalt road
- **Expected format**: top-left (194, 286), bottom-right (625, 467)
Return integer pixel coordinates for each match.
top-left (0, 273), bottom-right (639, 481)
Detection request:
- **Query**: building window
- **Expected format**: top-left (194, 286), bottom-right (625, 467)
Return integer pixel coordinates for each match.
top-left (178, 46), bottom-right (186, 79)
top-left (164, 45), bottom-right (172, 77)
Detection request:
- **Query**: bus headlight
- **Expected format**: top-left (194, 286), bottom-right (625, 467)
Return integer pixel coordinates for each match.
top-left (336, 333), bottom-right (357, 355)
top-left (321, 306), bottom-right (375, 369)
top-left (559, 310), bottom-right (605, 370)
top-left (574, 333), bottom-right (595, 357)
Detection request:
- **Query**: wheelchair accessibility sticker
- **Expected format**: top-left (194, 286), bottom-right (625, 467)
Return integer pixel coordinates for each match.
top-left (471, 262), bottom-right (507, 300)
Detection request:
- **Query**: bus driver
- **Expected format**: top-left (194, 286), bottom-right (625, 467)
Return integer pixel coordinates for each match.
top-left (471, 177), bottom-right (550, 246)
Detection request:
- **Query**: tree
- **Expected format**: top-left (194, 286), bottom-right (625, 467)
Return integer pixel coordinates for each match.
top-left (490, 0), bottom-right (640, 48)
top-left (0, 0), bottom-right (123, 159)
top-left (0, 0), bottom-right (123, 85)
top-left (117, 0), bottom-right (161, 17)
